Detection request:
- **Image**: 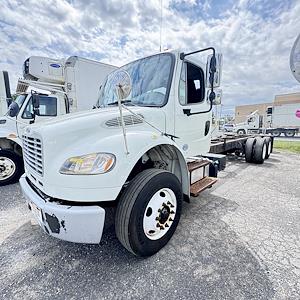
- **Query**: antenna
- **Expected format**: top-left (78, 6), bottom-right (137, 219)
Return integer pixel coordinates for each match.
top-left (159, 0), bottom-right (163, 52)
top-left (290, 34), bottom-right (300, 83)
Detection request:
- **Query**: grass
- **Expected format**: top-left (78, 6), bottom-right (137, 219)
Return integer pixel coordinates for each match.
top-left (273, 140), bottom-right (300, 154)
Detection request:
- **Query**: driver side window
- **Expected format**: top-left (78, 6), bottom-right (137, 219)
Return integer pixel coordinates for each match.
top-left (22, 96), bottom-right (57, 119)
top-left (179, 62), bottom-right (205, 105)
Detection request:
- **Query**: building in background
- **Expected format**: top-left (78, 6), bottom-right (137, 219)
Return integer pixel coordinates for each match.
top-left (235, 92), bottom-right (300, 126)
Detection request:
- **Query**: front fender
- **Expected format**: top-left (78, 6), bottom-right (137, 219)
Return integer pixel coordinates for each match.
top-left (43, 130), bottom-right (188, 202)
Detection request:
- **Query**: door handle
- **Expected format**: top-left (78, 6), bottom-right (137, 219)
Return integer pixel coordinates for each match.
top-left (183, 109), bottom-right (191, 116)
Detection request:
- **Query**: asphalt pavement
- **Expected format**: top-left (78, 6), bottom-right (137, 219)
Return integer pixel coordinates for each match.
top-left (0, 150), bottom-right (299, 300)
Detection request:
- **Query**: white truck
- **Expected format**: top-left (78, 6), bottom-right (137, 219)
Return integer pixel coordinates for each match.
top-left (234, 104), bottom-right (300, 137)
top-left (0, 71), bottom-right (13, 116)
top-left (0, 56), bottom-right (116, 185)
top-left (20, 48), bottom-right (272, 257)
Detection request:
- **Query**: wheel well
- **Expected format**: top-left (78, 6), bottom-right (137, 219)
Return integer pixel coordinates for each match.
top-left (0, 138), bottom-right (23, 157)
top-left (125, 144), bottom-right (189, 198)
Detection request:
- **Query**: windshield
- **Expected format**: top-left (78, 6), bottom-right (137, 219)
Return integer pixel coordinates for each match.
top-left (97, 53), bottom-right (174, 108)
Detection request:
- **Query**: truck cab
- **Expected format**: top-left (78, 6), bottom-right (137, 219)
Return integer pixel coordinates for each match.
top-left (20, 48), bottom-right (223, 256)
top-left (0, 90), bottom-right (68, 185)
top-left (234, 110), bottom-right (262, 134)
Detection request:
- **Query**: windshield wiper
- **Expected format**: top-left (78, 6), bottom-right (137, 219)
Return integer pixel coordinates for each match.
top-left (107, 100), bottom-right (132, 106)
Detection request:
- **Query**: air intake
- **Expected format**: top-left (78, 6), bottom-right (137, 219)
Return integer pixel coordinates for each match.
top-left (105, 114), bottom-right (144, 127)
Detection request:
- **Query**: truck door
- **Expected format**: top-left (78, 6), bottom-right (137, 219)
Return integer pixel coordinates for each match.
top-left (174, 61), bottom-right (212, 156)
top-left (17, 95), bottom-right (58, 136)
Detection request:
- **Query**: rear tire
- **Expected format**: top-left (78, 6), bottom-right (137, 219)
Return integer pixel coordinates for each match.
top-left (0, 149), bottom-right (24, 186)
top-left (253, 137), bottom-right (267, 164)
top-left (284, 130), bottom-right (295, 137)
top-left (264, 137), bottom-right (272, 159)
top-left (245, 137), bottom-right (255, 163)
top-left (115, 169), bottom-right (183, 257)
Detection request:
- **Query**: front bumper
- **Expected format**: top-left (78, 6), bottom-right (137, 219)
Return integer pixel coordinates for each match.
top-left (20, 175), bottom-right (105, 244)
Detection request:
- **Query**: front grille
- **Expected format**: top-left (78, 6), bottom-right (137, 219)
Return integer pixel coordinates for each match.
top-left (22, 134), bottom-right (43, 176)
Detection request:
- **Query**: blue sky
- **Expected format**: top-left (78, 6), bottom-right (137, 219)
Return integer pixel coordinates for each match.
top-left (0, 0), bottom-right (299, 115)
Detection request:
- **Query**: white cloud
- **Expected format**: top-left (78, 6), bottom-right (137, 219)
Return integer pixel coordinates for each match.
top-left (0, 0), bottom-right (299, 111)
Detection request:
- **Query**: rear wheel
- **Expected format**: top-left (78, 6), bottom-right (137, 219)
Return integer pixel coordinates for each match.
top-left (264, 137), bottom-right (272, 159)
top-left (284, 130), bottom-right (295, 137)
top-left (253, 137), bottom-right (266, 164)
top-left (0, 149), bottom-right (24, 186)
top-left (245, 137), bottom-right (255, 163)
top-left (115, 169), bottom-right (183, 257)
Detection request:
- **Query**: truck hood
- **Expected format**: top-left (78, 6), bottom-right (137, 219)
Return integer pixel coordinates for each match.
top-left (24, 106), bottom-right (166, 142)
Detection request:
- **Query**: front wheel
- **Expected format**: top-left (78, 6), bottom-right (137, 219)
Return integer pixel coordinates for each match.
top-left (0, 149), bottom-right (24, 186)
top-left (237, 129), bottom-right (246, 135)
top-left (115, 169), bottom-right (183, 257)
top-left (271, 130), bottom-right (281, 137)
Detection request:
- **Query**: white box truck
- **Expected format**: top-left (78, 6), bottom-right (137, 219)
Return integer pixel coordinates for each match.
top-left (234, 103), bottom-right (300, 137)
top-left (19, 48), bottom-right (273, 257)
top-left (0, 56), bottom-right (117, 185)
top-left (0, 71), bottom-right (13, 116)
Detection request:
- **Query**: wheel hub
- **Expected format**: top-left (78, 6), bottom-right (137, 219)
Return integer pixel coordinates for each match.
top-left (143, 188), bottom-right (177, 240)
top-left (0, 157), bottom-right (16, 181)
top-left (158, 205), bottom-right (170, 224)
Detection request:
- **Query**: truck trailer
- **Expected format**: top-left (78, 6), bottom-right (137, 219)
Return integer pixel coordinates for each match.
top-left (19, 48), bottom-right (273, 257)
top-left (0, 56), bottom-right (117, 185)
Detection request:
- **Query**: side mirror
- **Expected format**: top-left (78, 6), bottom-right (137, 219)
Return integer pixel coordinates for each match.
top-left (212, 88), bottom-right (222, 105)
top-left (32, 94), bottom-right (40, 109)
top-left (8, 102), bottom-right (20, 117)
top-left (206, 53), bottom-right (223, 88)
top-left (32, 94), bottom-right (40, 116)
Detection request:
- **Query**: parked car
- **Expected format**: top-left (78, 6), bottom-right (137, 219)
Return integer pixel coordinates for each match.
top-left (222, 123), bottom-right (235, 132)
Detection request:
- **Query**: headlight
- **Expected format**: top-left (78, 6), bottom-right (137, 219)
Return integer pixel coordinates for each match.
top-left (59, 153), bottom-right (115, 175)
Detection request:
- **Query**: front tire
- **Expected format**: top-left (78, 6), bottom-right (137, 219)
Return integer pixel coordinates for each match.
top-left (271, 130), bottom-right (281, 137)
top-left (237, 129), bottom-right (246, 135)
top-left (0, 149), bottom-right (24, 186)
top-left (115, 169), bottom-right (183, 257)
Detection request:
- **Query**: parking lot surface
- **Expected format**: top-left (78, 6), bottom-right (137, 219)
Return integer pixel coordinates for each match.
top-left (0, 151), bottom-right (299, 300)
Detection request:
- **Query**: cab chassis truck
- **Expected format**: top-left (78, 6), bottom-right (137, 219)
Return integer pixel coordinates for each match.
top-left (20, 48), bottom-right (273, 257)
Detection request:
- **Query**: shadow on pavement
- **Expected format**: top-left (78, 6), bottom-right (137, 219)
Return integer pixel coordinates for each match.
top-left (0, 194), bottom-right (275, 300)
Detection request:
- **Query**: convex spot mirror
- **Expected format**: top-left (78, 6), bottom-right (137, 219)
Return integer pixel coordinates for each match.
top-left (207, 88), bottom-right (222, 105)
top-left (212, 88), bottom-right (222, 105)
top-left (8, 102), bottom-right (20, 117)
top-left (111, 70), bottom-right (132, 100)
top-left (206, 53), bottom-right (223, 88)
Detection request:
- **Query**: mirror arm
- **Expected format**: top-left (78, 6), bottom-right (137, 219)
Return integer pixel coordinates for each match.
top-left (180, 47), bottom-right (215, 60)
